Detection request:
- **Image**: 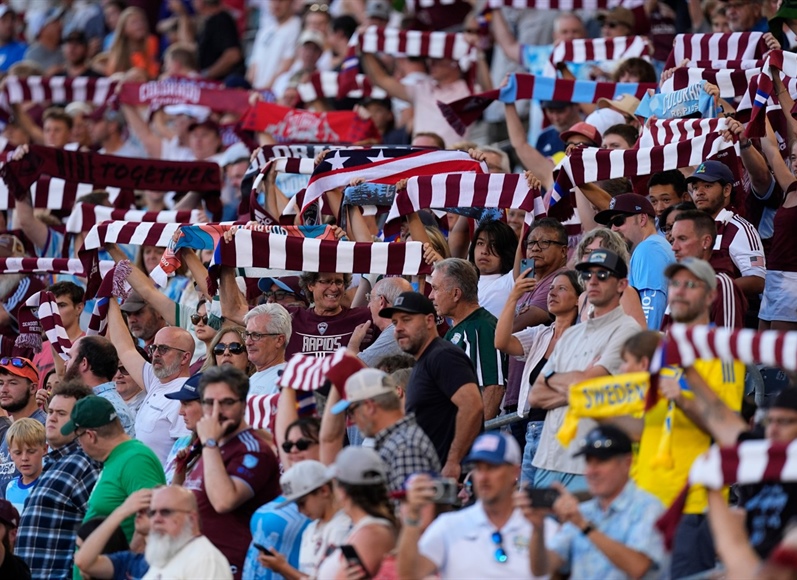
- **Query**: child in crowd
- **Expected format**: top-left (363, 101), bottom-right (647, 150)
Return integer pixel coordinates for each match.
top-left (619, 329), bottom-right (662, 373)
top-left (4, 418), bottom-right (47, 514)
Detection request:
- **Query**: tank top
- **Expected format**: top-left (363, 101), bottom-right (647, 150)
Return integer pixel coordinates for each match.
top-left (315, 515), bottom-right (394, 579)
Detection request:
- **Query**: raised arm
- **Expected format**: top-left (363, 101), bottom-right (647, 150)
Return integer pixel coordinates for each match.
top-left (495, 274), bottom-right (537, 356)
top-left (505, 103), bottom-right (554, 190)
top-left (360, 52), bottom-right (412, 103)
top-left (318, 384), bottom-right (346, 465)
top-left (490, 9), bottom-right (521, 63)
top-left (218, 265), bottom-right (249, 325)
top-left (107, 299), bottom-right (147, 392)
top-left (120, 104), bottom-right (163, 159)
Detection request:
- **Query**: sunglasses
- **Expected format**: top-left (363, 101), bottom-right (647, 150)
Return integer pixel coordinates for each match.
top-left (608, 214), bottom-right (628, 228)
top-left (263, 290), bottom-right (295, 301)
top-left (214, 342), bottom-right (246, 356)
top-left (492, 531), bottom-right (508, 563)
top-left (117, 366), bottom-right (129, 376)
top-left (191, 314), bottom-right (209, 325)
top-left (281, 438), bottom-right (316, 453)
top-left (147, 508), bottom-right (192, 518)
top-left (0, 357), bottom-right (32, 370)
top-left (146, 344), bottom-right (188, 357)
top-left (579, 270), bottom-right (613, 282)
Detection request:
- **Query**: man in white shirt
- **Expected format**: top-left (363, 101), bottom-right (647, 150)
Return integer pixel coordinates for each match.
top-left (107, 299), bottom-right (192, 465)
top-left (243, 303), bottom-right (291, 396)
top-left (247, 0), bottom-right (301, 89)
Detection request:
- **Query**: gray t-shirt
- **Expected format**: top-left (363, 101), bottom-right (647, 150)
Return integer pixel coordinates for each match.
top-left (357, 324), bottom-right (403, 368)
top-left (24, 43), bottom-right (65, 71)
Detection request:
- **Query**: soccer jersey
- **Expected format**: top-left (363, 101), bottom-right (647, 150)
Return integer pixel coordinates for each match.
top-left (285, 306), bottom-right (372, 358)
top-left (5, 475), bottom-right (37, 515)
top-left (444, 307), bottom-right (507, 389)
top-left (711, 208), bottom-right (766, 279)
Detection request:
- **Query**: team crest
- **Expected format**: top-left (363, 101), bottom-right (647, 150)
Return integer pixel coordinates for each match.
top-left (318, 322), bottom-right (328, 335)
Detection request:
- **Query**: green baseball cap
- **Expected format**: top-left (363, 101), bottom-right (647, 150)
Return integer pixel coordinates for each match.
top-left (61, 396), bottom-right (118, 435)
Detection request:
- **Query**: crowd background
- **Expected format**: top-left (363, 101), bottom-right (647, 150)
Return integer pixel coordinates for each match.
top-left (0, 0), bottom-right (795, 578)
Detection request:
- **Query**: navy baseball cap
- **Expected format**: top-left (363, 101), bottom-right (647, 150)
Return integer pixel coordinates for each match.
top-left (594, 193), bottom-right (655, 224)
top-left (686, 160), bottom-right (734, 186)
top-left (574, 425), bottom-right (633, 459)
top-left (165, 373), bottom-right (202, 401)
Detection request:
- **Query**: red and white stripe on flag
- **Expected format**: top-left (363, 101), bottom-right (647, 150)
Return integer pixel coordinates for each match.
top-left (386, 173), bottom-right (546, 225)
top-left (65, 203), bottom-right (203, 234)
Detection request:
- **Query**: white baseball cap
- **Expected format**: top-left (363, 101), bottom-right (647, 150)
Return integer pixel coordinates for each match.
top-left (330, 369), bottom-right (397, 415)
top-left (278, 460), bottom-right (332, 507)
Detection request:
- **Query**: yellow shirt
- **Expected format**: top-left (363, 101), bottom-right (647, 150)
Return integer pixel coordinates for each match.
top-left (635, 359), bottom-right (744, 514)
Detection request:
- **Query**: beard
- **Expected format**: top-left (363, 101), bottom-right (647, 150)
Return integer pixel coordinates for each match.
top-left (62, 361), bottom-right (82, 383)
top-left (1, 386), bottom-right (31, 414)
top-left (145, 518), bottom-right (195, 569)
top-left (0, 274), bottom-right (23, 302)
top-left (153, 357), bottom-right (181, 380)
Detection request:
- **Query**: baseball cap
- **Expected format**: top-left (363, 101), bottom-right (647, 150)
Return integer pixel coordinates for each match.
top-left (0, 6), bottom-right (14, 19)
top-left (120, 290), bottom-right (147, 313)
top-left (366, 0), bottom-right (392, 20)
top-left (560, 122), bottom-right (601, 147)
top-left (0, 499), bottom-right (19, 529)
top-left (0, 357), bottom-right (39, 383)
top-left (598, 6), bottom-right (635, 29)
top-left (575, 248), bottom-right (629, 278)
top-left (665, 258), bottom-right (717, 291)
top-left (326, 446), bottom-right (387, 485)
top-left (64, 30), bottom-right (87, 44)
top-left (165, 373), bottom-right (202, 401)
top-left (163, 104), bottom-right (211, 122)
top-left (596, 94), bottom-right (641, 119)
top-left (541, 100), bottom-right (572, 110)
top-left (464, 432), bottom-right (521, 466)
top-left (278, 460), bottom-right (332, 507)
top-left (188, 118), bottom-right (220, 133)
top-left (298, 28), bottom-right (325, 49)
top-left (330, 369), bottom-right (397, 415)
top-left (687, 160), bottom-right (735, 186)
top-left (61, 396), bottom-right (118, 435)
top-left (574, 425), bottom-right (633, 458)
top-left (257, 276), bottom-right (304, 298)
top-left (594, 193), bottom-right (656, 224)
top-left (378, 291), bottom-right (435, 318)
top-left (0, 234), bottom-right (25, 258)
top-left (221, 142), bottom-right (250, 167)
top-left (770, 388), bottom-right (797, 412)
top-left (28, 6), bottom-right (64, 39)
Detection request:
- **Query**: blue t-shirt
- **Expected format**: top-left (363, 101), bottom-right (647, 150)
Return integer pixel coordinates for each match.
top-left (0, 41), bottom-right (27, 72)
top-left (629, 234), bottom-right (675, 330)
top-left (242, 496), bottom-right (310, 580)
top-left (5, 475), bottom-right (38, 514)
top-left (108, 550), bottom-right (148, 580)
top-left (0, 409), bottom-right (46, 500)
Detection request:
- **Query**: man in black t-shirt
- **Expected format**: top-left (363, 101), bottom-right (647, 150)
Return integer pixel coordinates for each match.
top-left (190, 0), bottom-right (245, 80)
top-left (379, 292), bottom-right (483, 480)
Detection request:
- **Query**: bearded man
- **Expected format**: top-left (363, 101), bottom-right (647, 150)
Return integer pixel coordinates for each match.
top-left (107, 299), bottom-right (192, 465)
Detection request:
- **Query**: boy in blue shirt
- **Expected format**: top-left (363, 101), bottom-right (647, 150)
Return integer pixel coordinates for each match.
top-left (4, 418), bottom-right (47, 514)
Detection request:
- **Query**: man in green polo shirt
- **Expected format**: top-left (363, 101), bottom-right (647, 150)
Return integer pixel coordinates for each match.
top-left (429, 258), bottom-right (508, 421)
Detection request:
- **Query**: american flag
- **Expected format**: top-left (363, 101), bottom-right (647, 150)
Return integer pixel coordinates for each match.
top-left (301, 148), bottom-right (487, 214)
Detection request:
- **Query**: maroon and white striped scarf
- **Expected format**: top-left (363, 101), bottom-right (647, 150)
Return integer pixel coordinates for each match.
top-left (297, 71), bottom-right (387, 104)
top-left (386, 173), bottom-right (546, 229)
top-left (245, 394), bottom-right (281, 434)
top-left (637, 118), bottom-right (728, 148)
top-left (117, 80), bottom-right (251, 115)
top-left (0, 257), bottom-right (115, 277)
top-left (664, 32), bottom-right (768, 69)
top-left (86, 261), bottom-right (133, 337)
top-left (661, 67), bottom-right (760, 98)
top-left (14, 290), bottom-right (71, 356)
top-left (65, 203), bottom-right (203, 234)
top-left (82, 221), bottom-right (189, 250)
top-left (487, 0), bottom-right (643, 8)
top-left (742, 50), bottom-right (797, 137)
top-left (1, 76), bottom-right (116, 109)
top-left (657, 439), bottom-right (797, 549)
top-left (278, 348), bottom-right (366, 396)
top-left (549, 36), bottom-right (650, 72)
top-left (0, 175), bottom-right (135, 210)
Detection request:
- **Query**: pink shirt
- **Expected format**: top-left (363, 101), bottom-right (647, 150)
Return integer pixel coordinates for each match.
top-left (406, 78), bottom-right (473, 147)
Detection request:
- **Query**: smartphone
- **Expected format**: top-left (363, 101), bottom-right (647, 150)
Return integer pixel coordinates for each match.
top-left (526, 486), bottom-right (560, 508)
top-left (520, 258), bottom-right (535, 279)
top-left (340, 544), bottom-right (370, 578)
top-left (430, 477), bottom-right (458, 504)
top-left (254, 543), bottom-right (274, 557)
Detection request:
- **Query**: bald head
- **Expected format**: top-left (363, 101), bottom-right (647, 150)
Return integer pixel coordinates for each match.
top-left (373, 277), bottom-right (413, 305)
top-left (150, 485), bottom-right (200, 537)
top-left (156, 327), bottom-right (196, 357)
top-left (151, 327), bottom-right (194, 381)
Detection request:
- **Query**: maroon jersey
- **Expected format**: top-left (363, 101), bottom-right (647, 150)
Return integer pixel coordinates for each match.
top-left (710, 208), bottom-right (766, 280)
top-left (286, 306), bottom-right (372, 358)
top-left (0, 275), bottom-right (45, 357)
top-left (183, 429), bottom-right (280, 579)
top-left (767, 182), bottom-right (797, 272)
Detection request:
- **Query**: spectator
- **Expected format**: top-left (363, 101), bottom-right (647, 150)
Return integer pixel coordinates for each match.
top-left (536, 102), bottom-right (585, 158)
top-left (107, 299), bottom-right (193, 464)
top-left (74, 488), bottom-right (151, 580)
top-left (163, 373), bottom-right (203, 485)
top-left (142, 486), bottom-right (232, 579)
top-left (0, 7), bottom-right (26, 72)
top-left (202, 326), bottom-right (254, 375)
top-left (686, 160), bottom-right (766, 297)
top-left (349, 277), bottom-right (413, 367)
top-left (118, 290), bottom-right (168, 349)
top-left (0, 357), bottom-right (46, 497)
top-left (4, 418), bottom-right (46, 515)
top-left (529, 249), bottom-right (641, 490)
top-left (495, 270), bottom-right (583, 484)
top-left (0, 499), bottom-right (29, 579)
top-left (430, 258), bottom-right (507, 421)
top-left (63, 336), bottom-right (136, 438)
top-left (32, 281), bottom-right (85, 390)
top-left (106, 7), bottom-right (159, 78)
top-left (114, 360), bottom-right (147, 417)
top-left (58, 31), bottom-right (100, 78)
top-left (242, 304), bottom-right (291, 395)
top-left (246, 0), bottom-right (301, 90)
top-left (63, 395), bottom-right (165, 544)
top-left (595, 193), bottom-right (676, 330)
top-left (465, 221), bottom-right (518, 318)
top-left (23, 7), bottom-right (65, 74)
top-left (88, 107), bottom-right (145, 158)
top-left (523, 425), bottom-right (667, 578)
top-left (257, 277), bottom-right (308, 310)
top-left (725, 0), bottom-right (768, 31)
top-left (379, 292), bottom-right (483, 479)
top-left (184, 0), bottom-right (245, 80)
top-left (183, 366), bottom-right (281, 579)
top-left (397, 432), bottom-right (533, 579)
top-left (256, 460), bottom-right (350, 578)
top-left (599, 123), bottom-right (638, 150)
top-left (14, 381), bottom-right (100, 579)
top-left (315, 447), bottom-right (397, 578)
top-left (669, 211), bottom-right (747, 329)
top-left (648, 170), bottom-right (691, 221)
top-left (327, 368), bottom-right (441, 493)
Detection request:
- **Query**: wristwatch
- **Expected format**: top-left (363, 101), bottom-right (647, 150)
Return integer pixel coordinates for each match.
top-left (204, 438), bottom-right (218, 449)
top-left (581, 521), bottom-right (596, 536)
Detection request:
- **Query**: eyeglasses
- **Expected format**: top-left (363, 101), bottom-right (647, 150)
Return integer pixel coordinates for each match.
top-left (315, 278), bottom-right (345, 287)
top-left (147, 508), bottom-right (193, 518)
top-left (200, 397), bottom-right (242, 409)
top-left (74, 429), bottom-right (92, 439)
top-left (668, 279), bottom-right (704, 290)
top-left (146, 344), bottom-right (188, 357)
top-left (763, 416), bottom-right (797, 428)
top-left (214, 342), bottom-right (246, 356)
top-left (608, 214), bottom-right (629, 228)
top-left (365, 293), bottom-right (383, 303)
top-left (0, 357), bottom-right (33, 370)
top-left (492, 531), bottom-right (508, 563)
top-left (526, 239), bottom-right (565, 250)
top-left (660, 225), bottom-right (673, 234)
top-left (281, 438), bottom-right (317, 453)
top-left (263, 290), bottom-right (295, 301)
top-left (117, 366), bottom-right (129, 376)
top-left (191, 314), bottom-right (209, 325)
top-left (244, 331), bottom-right (281, 342)
top-left (602, 20), bottom-right (624, 28)
top-left (305, 2), bottom-right (329, 12)
top-left (579, 269), bottom-right (613, 282)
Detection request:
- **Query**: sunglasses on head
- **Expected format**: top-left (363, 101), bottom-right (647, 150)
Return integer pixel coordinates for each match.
top-left (191, 314), bottom-right (209, 325)
top-left (214, 342), bottom-right (246, 356)
top-left (0, 357), bottom-right (32, 370)
top-left (281, 438), bottom-right (316, 453)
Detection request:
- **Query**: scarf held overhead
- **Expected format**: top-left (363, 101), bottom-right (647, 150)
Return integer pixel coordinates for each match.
top-left (241, 102), bottom-right (380, 144)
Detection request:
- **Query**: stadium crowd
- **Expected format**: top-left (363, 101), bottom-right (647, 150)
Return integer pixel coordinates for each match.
top-left (0, 0), bottom-right (796, 578)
